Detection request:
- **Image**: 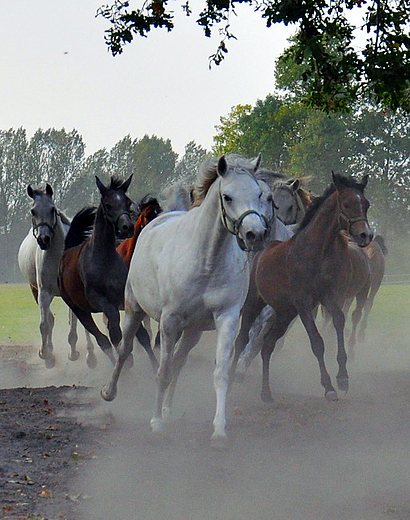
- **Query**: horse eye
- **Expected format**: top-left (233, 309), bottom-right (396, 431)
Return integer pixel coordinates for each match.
top-left (31, 209), bottom-right (36, 216)
top-left (223, 194), bottom-right (232, 203)
top-left (105, 204), bottom-right (112, 211)
top-left (343, 202), bottom-right (350, 209)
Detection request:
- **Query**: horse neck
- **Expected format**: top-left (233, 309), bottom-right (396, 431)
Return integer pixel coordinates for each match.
top-left (295, 192), bottom-right (341, 257)
top-left (91, 205), bottom-right (116, 252)
top-left (194, 180), bottom-right (241, 270)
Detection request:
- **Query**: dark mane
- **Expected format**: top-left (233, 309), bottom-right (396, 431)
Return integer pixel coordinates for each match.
top-left (109, 177), bottom-right (124, 190)
top-left (138, 195), bottom-right (160, 213)
top-left (296, 173), bottom-right (364, 233)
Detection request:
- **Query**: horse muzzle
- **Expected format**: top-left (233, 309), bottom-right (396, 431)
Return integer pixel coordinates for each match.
top-left (351, 222), bottom-right (373, 248)
top-left (115, 215), bottom-right (134, 240)
top-left (37, 234), bottom-right (52, 250)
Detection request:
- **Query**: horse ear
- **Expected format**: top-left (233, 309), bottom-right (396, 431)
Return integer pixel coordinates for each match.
top-left (217, 156), bottom-right (228, 177)
top-left (332, 171), bottom-right (343, 189)
top-left (251, 153), bottom-right (262, 172)
top-left (95, 176), bottom-right (107, 195)
top-left (121, 174), bottom-right (133, 193)
top-left (27, 185), bottom-right (34, 199)
top-left (45, 183), bottom-right (53, 197)
top-left (360, 174), bottom-right (369, 189)
top-left (290, 179), bottom-right (300, 191)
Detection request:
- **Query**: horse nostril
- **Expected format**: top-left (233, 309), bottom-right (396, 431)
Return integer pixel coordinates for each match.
top-left (43, 236), bottom-right (50, 244)
top-left (246, 231), bottom-right (256, 242)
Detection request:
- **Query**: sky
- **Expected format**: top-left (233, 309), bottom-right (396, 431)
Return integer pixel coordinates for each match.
top-left (1, 1), bottom-right (295, 158)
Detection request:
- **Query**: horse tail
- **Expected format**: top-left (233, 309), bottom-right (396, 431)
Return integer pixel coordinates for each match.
top-left (64, 207), bottom-right (97, 250)
top-left (374, 235), bottom-right (388, 255)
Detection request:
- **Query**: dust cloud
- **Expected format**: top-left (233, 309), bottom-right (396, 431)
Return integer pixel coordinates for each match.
top-left (4, 307), bottom-right (410, 520)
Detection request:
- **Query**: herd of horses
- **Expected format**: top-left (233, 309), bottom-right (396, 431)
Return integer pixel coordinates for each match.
top-left (17, 154), bottom-right (387, 448)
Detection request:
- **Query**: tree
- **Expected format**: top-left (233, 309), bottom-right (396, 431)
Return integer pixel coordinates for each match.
top-left (97, 0), bottom-right (410, 113)
top-left (173, 141), bottom-right (208, 185)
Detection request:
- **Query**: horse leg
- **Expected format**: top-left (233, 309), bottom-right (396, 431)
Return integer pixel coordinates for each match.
top-left (68, 310), bottom-right (80, 362)
top-left (162, 329), bottom-right (202, 420)
top-left (348, 288), bottom-right (367, 360)
top-left (298, 307), bottom-right (338, 400)
top-left (229, 297), bottom-right (265, 384)
top-left (135, 324), bottom-right (158, 372)
top-left (38, 290), bottom-right (56, 368)
top-left (322, 297), bottom-right (349, 393)
top-left (358, 290), bottom-right (376, 343)
top-left (70, 306), bottom-right (116, 364)
top-left (211, 310), bottom-right (241, 449)
top-left (235, 305), bottom-right (276, 382)
top-left (260, 315), bottom-right (292, 403)
top-left (101, 306), bottom-right (145, 401)
top-left (150, 314), bottom-right (182, 435)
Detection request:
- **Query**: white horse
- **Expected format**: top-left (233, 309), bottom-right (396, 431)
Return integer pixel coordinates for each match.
top-left (102, 154), bottom-right (274, 447)
top-left (18, 183), bottom-right (95, 368)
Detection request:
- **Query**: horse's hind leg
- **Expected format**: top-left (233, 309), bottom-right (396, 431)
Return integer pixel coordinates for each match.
top-left (135, 324), bottom-right (158, 372)
top-left (151, 314), bottom-right (182, 435)
top-left (348, 287), bottom-right (368, 360)
top-left (71, 307), bottom-right (116, 364)
top-left (299, 306), bottom-right (338, 400)
top-left (323, 298), bottom-right (349, 393)
top-left (101, 306), bottom-right (145, 402)
top-left (162, 329), bottom-right (202, 420)
top-left (38, 290), bottom-right (56, 368)
top-left (68, 310), bottom-right (80, 362)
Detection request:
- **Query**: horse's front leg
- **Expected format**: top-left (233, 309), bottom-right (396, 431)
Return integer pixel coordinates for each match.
top-left (211, 309), bottom-right (241, 449)
top-left (101, 306), bottom-right (144, 401)
top-left (322, 297), bottom-right (348, 393)
top-left (298, 305), bottom-right (338, 400)
top-left (68, 309), bottom-right (80, 362)
top-left (38, 289), bottom-right (56, 368)
top-left (88, 289), bottom-right (122, 348)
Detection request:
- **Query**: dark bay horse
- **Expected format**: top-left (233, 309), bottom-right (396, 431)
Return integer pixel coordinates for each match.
top-left (234, 172), bottom-right (373, 402)
top-left (58, 175), bottom-right (138, 365)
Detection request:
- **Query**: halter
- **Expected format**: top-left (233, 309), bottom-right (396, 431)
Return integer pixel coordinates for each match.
top-left (219, 193), bottom-right (275, 251)
top-left (101, 200), bottom-right (130, 227)
top-left (31, 209), bottom-right (59, 240)
top-left (337, 194), bottom-right (368, 235)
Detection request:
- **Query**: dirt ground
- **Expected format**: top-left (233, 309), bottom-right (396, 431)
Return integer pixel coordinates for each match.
top-left (1, 313), bottom-right (410, 520)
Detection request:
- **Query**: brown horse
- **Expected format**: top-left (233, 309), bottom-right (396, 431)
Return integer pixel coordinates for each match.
top-left (116, 195), bottom-right (162, 268)
top-left (234, 172), bottom-right (373, 402)
top-left (357, 235), bottom-right (388, 344)
top-left (58, 176), bottom-right (137, 366)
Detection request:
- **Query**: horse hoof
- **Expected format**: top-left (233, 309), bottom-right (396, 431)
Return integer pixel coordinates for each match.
top-left (101, 385), bottom-right (117, 402)
top-left (337, 376), bottom-right (349, 393)
top-left (210, 433), bottom-right (229, 451)
top-left (325, 389), bottom-right (339, 402)
top-left (68, 351), bottom-right (80, 362)
top-left (87, 353), bottom-right (98, 369)
top-left (150, 417), bottom-right (164, 434)
top-left (45, 354), bottom-right (56, 369)
top-left (261, 391), bottom-right (274, 403)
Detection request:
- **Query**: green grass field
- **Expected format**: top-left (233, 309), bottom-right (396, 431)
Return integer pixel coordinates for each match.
top-left (0, 282), bottom-right (409, 345)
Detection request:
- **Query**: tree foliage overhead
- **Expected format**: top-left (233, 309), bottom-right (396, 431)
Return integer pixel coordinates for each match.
top-left (97, 1), bottom-right (410, 113)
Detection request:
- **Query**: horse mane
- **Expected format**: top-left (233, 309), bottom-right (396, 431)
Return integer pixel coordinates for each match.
top-left (296, 173), bottom-right (363, 233)
top-left (109, 177), bottom-right (124, 190)
top-left (374, 235), bottom-right (388, 255)
top-left (138, 195), bottom-right (161, 213)
top-left (59, 211), bottom-right (71, 226)
top-left (254, 168), bottom-right (287, 187)
top-left (64, 207), bottom-right (97, 250)
top-left (192, 154), bottom-right (257, 205)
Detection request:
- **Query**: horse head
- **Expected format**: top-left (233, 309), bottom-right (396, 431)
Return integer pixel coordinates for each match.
top-left (137, 195), bottom-right (163, 229)
top-left (332, 172), bottom-right (373, 247)
top-left (27, 183), bottom-right (59, 250)
top-left (217, 155), bottom-right (274, 252)
top-left (95, 175), bottom-right (134, 240)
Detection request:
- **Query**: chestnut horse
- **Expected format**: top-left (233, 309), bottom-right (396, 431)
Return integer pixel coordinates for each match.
top-left (235, 173), bottom-right (373, 402)
top-left (58, 175), bottom-right (142, 366)
top-left (117, 195), bottom-right (162, 268)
